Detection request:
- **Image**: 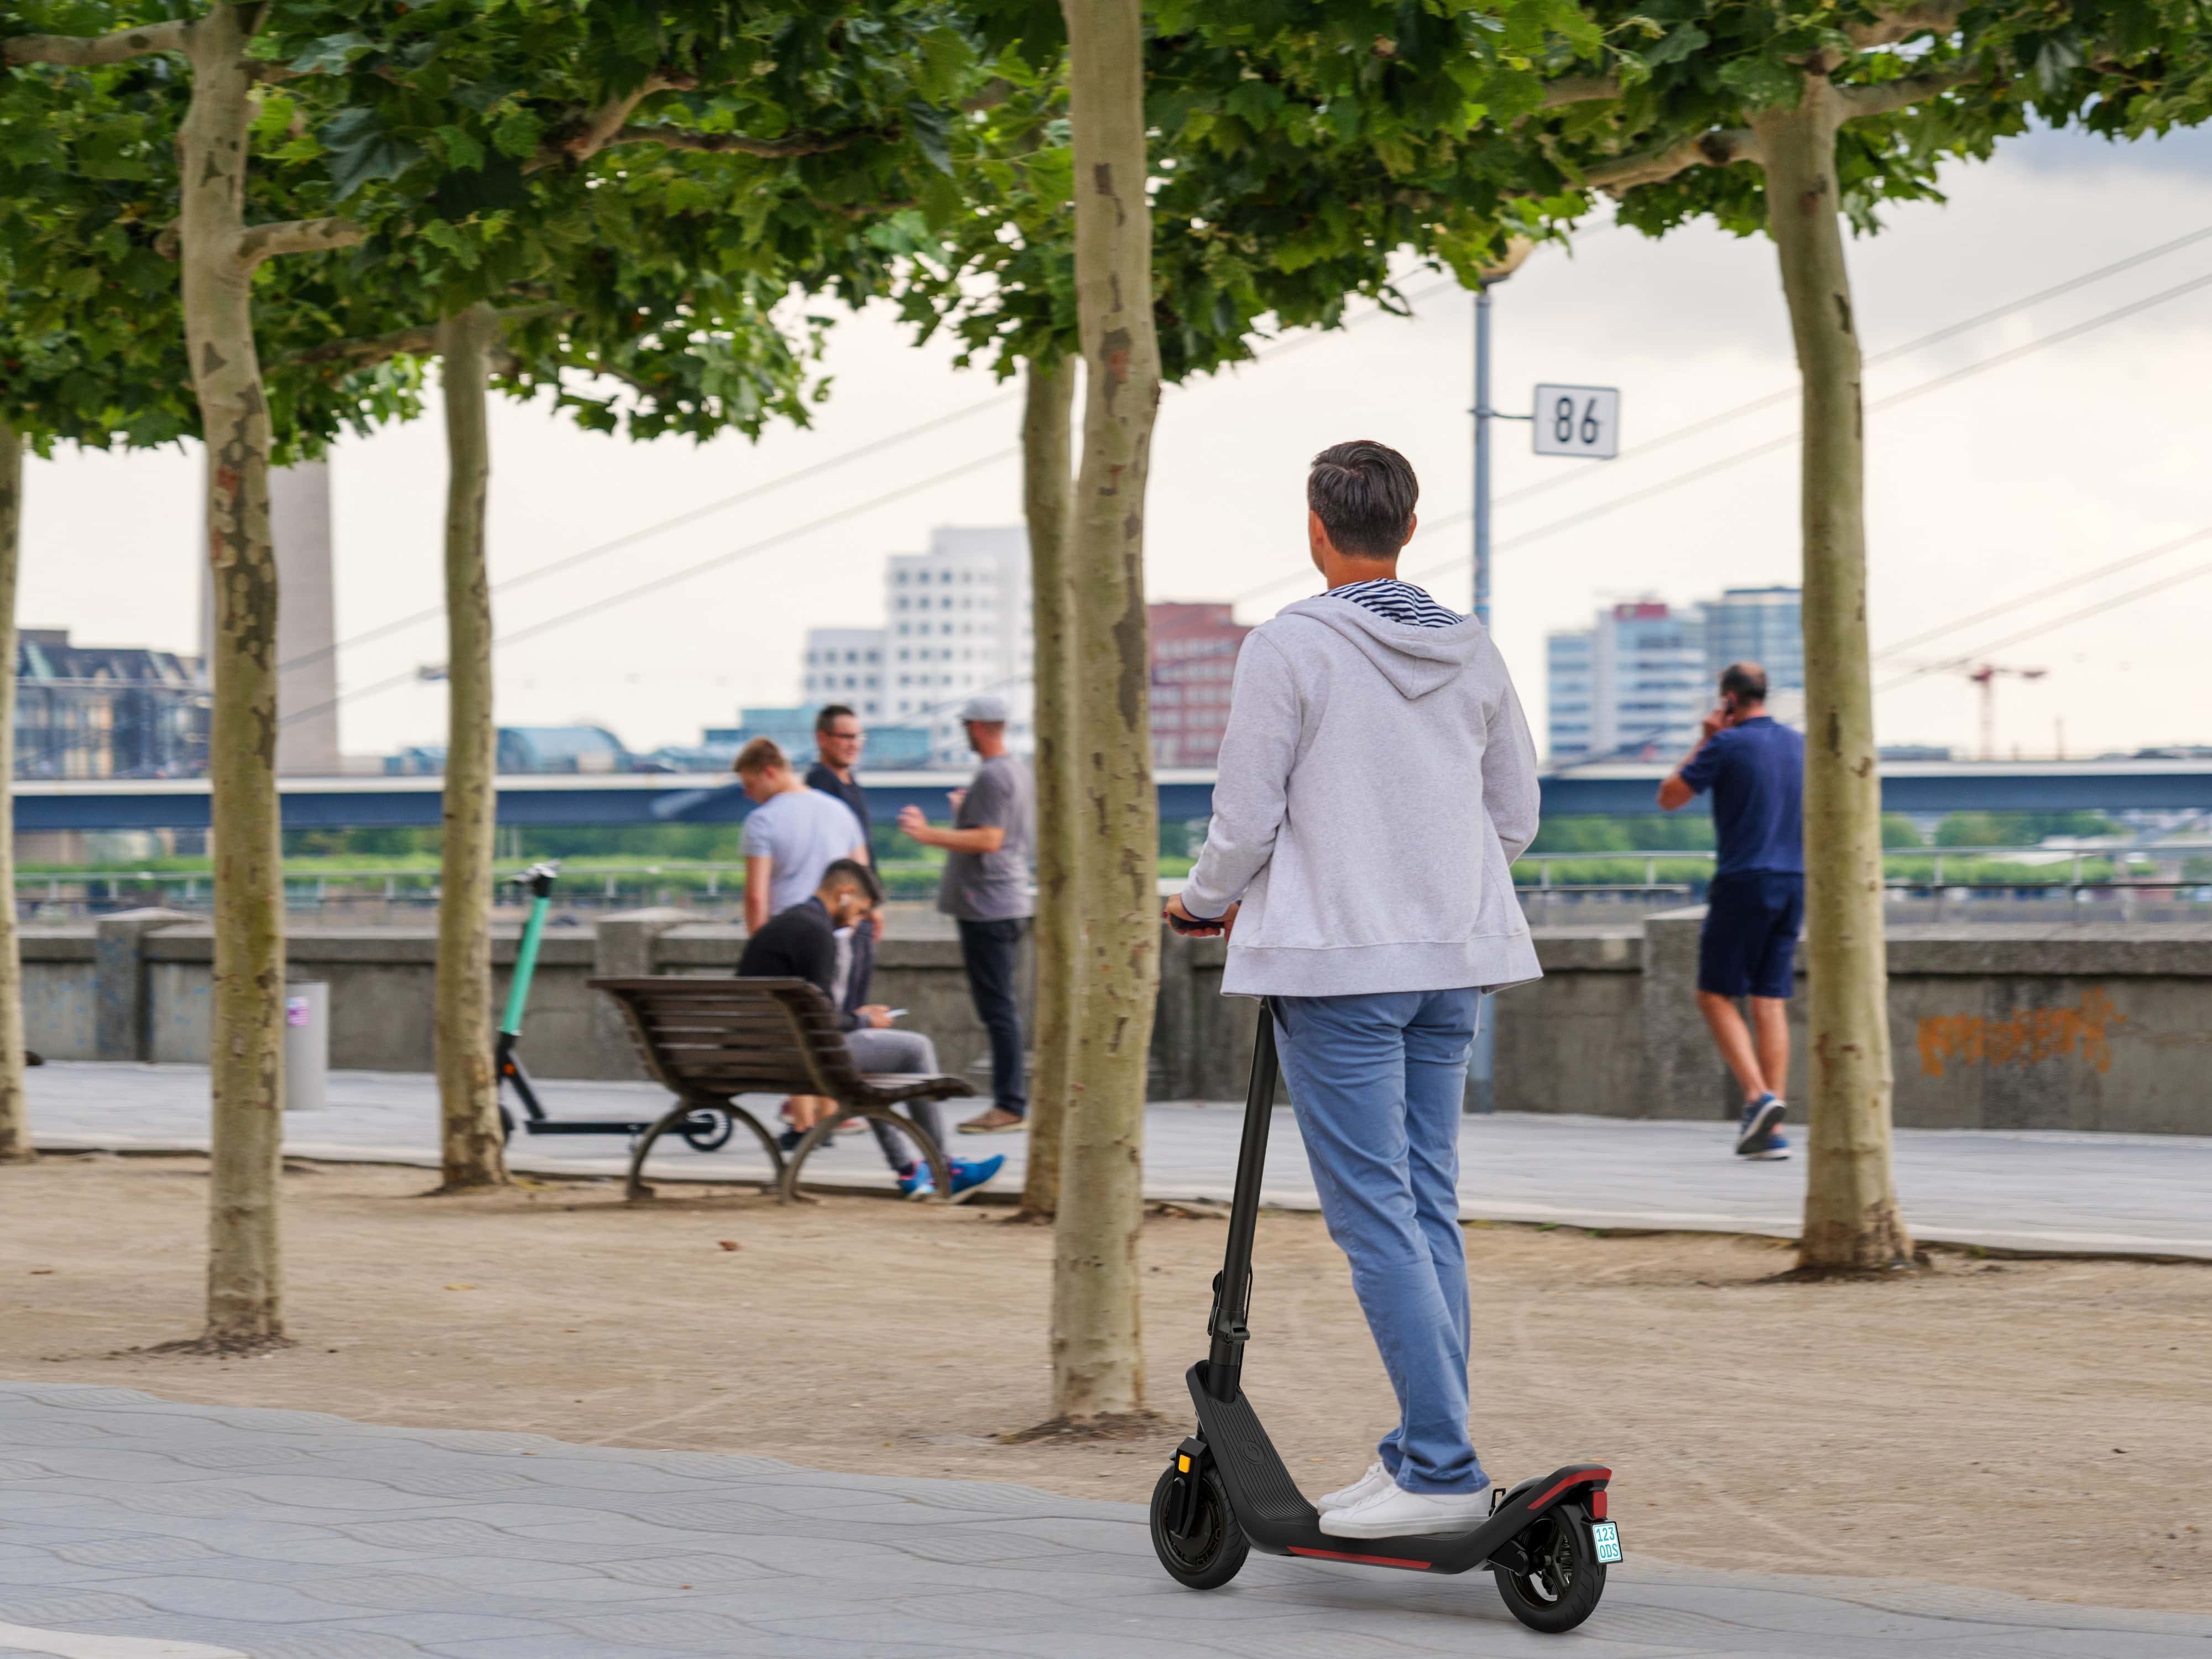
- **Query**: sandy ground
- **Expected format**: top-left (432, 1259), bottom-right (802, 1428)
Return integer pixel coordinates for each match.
top-left (3, 1154), bottom-right (2206, 1615)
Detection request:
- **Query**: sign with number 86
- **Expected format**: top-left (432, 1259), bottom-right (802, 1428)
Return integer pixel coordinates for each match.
top-left (1531, 384), bottom-right (1620, 460)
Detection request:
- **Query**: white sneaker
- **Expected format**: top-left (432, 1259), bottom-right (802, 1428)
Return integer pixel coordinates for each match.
top-left (1317, 1460), bottom-right (1392, 1512)
top-left (1319, 1481), bottom-right (1492, 1539)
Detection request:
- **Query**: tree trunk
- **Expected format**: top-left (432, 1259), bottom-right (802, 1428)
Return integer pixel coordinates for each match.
top-left (181, 4), bottom-right (289, 1346)
top-left (1019, 354), bottom-right (1078, 1220)
top-left (0, 421), bottom-right (29, 1166)
top-left (434, 305), bottom-right (508, 1191)
top-left (1049, 0), bottom-right (1163, 1422)
top-left (1754, 86), bottom-right (1914, 1272)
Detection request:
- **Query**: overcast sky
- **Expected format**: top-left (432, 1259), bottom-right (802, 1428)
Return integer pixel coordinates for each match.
top-left (22, 122), bottom-right (2212, 764)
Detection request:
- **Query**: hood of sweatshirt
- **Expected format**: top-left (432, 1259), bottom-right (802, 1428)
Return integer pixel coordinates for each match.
top-left (1276, 593), bottom-right (1491, 701)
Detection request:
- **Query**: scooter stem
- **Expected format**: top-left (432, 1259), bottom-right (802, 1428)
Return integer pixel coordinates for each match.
top-left (1207, 999), bottom-right (1280, 1400)
top-left (499, 893), bottom-right (552, 1039)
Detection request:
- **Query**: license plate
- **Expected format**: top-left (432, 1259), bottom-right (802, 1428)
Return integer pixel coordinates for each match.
top-left (1591, 1521), bottom-right (1623, 1563)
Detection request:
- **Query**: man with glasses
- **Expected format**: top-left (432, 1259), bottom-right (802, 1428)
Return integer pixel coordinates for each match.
top-left (805, 705), bottom-right (881, 1022)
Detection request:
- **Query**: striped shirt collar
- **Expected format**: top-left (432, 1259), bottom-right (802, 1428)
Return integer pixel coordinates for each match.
top-left (1324, 578), bottom-right (1464, 629)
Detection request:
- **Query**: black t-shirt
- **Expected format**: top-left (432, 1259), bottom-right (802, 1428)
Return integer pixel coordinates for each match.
top-left (737, 897), bottom-right (849, 1024)
top-left (805, 761), bottom-right (870, 841)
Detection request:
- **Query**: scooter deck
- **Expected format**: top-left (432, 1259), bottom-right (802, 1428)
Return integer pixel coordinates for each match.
top-left (1185, 1364), bottom-right (1610, 1575)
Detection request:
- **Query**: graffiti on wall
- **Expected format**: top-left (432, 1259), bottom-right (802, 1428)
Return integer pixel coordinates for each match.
top-left (1917, 988), bottom-right (2127, 1078)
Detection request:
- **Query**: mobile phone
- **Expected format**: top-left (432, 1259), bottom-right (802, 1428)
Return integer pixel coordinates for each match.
top-left (885, 1008), bottom-right (907, 1019)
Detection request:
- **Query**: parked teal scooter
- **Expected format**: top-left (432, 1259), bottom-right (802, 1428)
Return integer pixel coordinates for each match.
top-left (495, 861), bottom-right (734, 1151)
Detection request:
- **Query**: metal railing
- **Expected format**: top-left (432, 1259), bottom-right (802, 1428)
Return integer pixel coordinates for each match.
top-left (1509, 844), bottom-right (2209, 893)
top-left (13, 844), bottom-right (2209, 921)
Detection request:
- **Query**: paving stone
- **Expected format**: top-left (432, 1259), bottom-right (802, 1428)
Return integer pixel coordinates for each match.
top-left (2, 1382), bottom-right (2205, 1658)
top-left (28, 1062), bottom-right (2212, 1258)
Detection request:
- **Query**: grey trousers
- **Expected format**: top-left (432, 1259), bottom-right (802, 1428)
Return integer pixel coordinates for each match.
top-left (843, 1027), bottom-right (945, 1174)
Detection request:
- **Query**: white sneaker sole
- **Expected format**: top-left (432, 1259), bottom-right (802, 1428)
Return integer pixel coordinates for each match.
top-left (1319, 1501), bottom-right (1490, 1539)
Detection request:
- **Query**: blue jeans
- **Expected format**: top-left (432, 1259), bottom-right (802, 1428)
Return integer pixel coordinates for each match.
top-left (1273, 988), bottom-right (1487, 1496)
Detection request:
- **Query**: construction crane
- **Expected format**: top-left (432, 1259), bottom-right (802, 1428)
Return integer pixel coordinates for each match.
top-left (1962, 661), bottom-right (2047, 759)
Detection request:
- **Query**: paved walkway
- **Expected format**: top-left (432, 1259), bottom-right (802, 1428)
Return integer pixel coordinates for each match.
top-left (24, 1062), bottom-right (2212, 1259)
top-left (3, 1383), bottom-right (2206, 1658)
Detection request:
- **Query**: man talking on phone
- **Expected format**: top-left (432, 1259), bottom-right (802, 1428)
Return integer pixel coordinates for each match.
top-left (1657, 661), bottom-right (1804, 1161)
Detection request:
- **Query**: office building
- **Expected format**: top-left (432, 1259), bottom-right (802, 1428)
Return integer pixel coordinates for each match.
top-left (885, 525), bottom-right (1032, 766)
top-left (15, 629), bottom-right (208, 779)
top-left (1545, 587), bottom-right (1806, 763)
top-left (1149, 602), bottom-right (1251, 768)
top-left (795, 527), bottom-right (1034, 769)
top-left (800, 628), bottom-right (889, 722)
top-left (1544, 601), bottom-right (1710, 763)
top-left (1703, 586), bottom-right (1804, 706)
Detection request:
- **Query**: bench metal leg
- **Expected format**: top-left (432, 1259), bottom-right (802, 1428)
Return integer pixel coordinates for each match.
top-left (779, 1104), bottom-right (955, 1206)
top-left (627, 1097), bottom-right (784, 1202)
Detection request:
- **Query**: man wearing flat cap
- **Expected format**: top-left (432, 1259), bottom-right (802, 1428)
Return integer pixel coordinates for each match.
top-left (898, 695), bottom-right (1035, 1134)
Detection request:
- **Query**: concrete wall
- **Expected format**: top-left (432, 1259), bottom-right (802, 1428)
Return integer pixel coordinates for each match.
top-left (21, 910), bottom-right (2208, 1134)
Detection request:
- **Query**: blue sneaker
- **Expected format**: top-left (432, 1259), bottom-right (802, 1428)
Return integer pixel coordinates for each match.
top-left (1735, 1093), bottom-right (1786, 1156)
top-left (897, 1164), bottom-right (936, 1200)
top-left (1739, 1127), bottom-right (1790, 1161)
top-left (948, 1155), bottom-right (1004, 1197)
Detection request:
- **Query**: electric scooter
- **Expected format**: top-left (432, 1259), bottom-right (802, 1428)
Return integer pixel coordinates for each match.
top-left (1148, 997), bottom-right (1619, 1635)
top-left (495, 862), bottom-right (733, 1153)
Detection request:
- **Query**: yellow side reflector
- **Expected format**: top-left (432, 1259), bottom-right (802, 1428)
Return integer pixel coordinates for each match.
top-left (1177, 1455), bottom-right (1191, 1472)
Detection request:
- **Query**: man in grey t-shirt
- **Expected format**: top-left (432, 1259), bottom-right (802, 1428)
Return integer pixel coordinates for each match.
top-left (898, 695), bottom-right (1034, 1133)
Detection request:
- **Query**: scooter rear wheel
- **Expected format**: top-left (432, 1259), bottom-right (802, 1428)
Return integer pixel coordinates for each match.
top-left (677, 1109), bottom-right (735, 1152)
top-left (1149, 1463), bottom-right (1248, 1590)
top-left (1493, 1500), bottom-right (1606, 1634)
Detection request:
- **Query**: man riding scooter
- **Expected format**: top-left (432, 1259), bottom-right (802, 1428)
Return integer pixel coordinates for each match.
top-left (1166, 440), bottom-right (1541, 1541)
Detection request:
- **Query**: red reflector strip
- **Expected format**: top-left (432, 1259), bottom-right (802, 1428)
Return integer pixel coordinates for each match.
top-left (1287, 1546), bottom-right (1434, 1571)
top-left (1527, 1468), bottom-right (1614, 1511)
top-left (1590, 1489), bottom-right (1608, 1520)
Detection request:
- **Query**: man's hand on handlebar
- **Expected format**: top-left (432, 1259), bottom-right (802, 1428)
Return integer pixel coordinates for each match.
top-left (1164, 894), bottom-right (1238, 938)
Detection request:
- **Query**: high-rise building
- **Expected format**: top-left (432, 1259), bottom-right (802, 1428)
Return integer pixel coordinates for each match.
top-left (1545, 601), bottom-right (1710, 763)
top-left (1148, 602), bottom-right (1251, 768)
top-left (884, 526), bottom-right (1033, 766)
top-left (1545, 587), bottom-right (1806, 762)
top-left (1702, 586), bottom-right (1804, 707)
top-left (791, 527), bottom-right (1034, 768)
top-left (1545, 631), bottom-right (1595, 763)
top-left (800, 628), bottom-right (889, 722)
top-left (201, 462), bottom-right (340, 775)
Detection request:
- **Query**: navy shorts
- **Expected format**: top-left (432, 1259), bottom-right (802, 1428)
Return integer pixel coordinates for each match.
top-left (1698, 872), bottom-right (1804, 999)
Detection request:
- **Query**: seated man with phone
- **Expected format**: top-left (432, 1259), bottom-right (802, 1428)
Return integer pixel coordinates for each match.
top-left (737, 859), bottom-right (1001, 1199)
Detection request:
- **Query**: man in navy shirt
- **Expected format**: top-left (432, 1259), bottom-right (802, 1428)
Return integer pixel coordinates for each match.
top-left (1658, 662), bottom-right (1803, 1160)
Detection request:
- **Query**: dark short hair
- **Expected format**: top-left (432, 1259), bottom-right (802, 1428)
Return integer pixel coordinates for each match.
top-left (1308, 441), bottom-right (1419, 559)
top-left (818, 858), bottom-right (883, 905)
top-left (815, 703), bottom-right (858, 734)
top-left (1719, 661), bottom-right (1768, 703)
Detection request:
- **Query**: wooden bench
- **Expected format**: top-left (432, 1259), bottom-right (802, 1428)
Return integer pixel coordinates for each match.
top-left (591, 976), bottom-right (974, 1204)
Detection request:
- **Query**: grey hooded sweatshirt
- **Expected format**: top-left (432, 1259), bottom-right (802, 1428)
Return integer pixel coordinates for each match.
top-left (1181, 594), bottom-right (1541, 998)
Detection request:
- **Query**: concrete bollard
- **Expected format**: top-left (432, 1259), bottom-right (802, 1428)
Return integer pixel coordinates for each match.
top-left (93, 908), bottom-right (196, 1062)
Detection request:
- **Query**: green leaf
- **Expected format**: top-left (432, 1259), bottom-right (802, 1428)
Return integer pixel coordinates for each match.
top-left (915, 26), bottom-right (974, 105)
top-left (905, 100), bottom-right (953, 175)
top-left (1718, 55), bottom-right (1805, 111)
top-left (434, 124), bottom-right (486, 173)
top-left (1644, 22), bottom-right (1709, 66)
top-left (317, 108), bottom-right (421, 200)
top-left (289, 33), bottom-right (376, 76)
top-left (489, 105), bottom-right (546, 161)
top-left (2033, 35), bottom-right (2086, 95)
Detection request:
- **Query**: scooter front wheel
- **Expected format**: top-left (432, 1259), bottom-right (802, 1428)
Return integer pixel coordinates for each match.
top-left (1494, 1500), bottom-right (1606, 1634)
top-left (1149, 1462), bottom-right (1248, 1590)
